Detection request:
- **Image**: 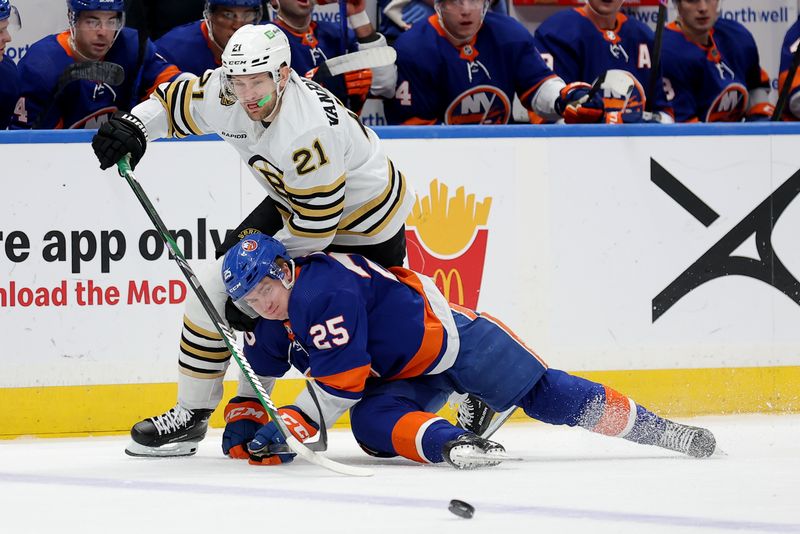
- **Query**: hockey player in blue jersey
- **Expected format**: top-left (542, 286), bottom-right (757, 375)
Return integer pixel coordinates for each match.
top-left (218, 233), bottom-right (717, 468)
top-left (778, 17), bottom-right (800, 121)
top-left (0, 0), bottom-right (20, 129)
top-left (384, 0), bottom-right (606, 125)
top-left (533, 0), bottom-right (673, 124)
top-left (10, 0), bottom-right (184, 129)
top-left (154, 0), bottom-right (263, 76)
top-left (662, 0), bottom-right (773, 122)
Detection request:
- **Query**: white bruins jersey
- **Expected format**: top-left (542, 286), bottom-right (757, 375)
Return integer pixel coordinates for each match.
top-left (133, 69), bottom-right (414, 256)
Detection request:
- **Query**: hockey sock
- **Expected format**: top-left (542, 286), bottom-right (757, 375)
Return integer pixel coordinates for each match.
top-left (518, 369), bottom-right (667, 444)
top-left (390, 412), bottom-right (465, 464)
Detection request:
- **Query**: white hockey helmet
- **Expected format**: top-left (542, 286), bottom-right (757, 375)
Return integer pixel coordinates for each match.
top-left (222, 24), bottom-right (291, 78)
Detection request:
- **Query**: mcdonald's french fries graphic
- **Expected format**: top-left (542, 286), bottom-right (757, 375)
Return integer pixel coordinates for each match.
top-left (405, 180), bottom-right (492, 308)
top-left (407, 180), bottom-right (492, 256)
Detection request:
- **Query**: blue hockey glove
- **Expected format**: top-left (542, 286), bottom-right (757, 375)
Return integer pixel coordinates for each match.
top-left (555, 82), bottom-right (605, 124)
top-left (247, 406), bottom-right (319, 466)
top-left (222, 396), bottom-right (269, 459)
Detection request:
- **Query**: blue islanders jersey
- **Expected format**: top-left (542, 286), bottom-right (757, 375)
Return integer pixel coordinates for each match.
top-left (534, 7), bottom-right (670, 115)
top-left (662, 19), bottom-right (770, 122)
top-left (155, 20), bottom-right (219, 75)
top-left (778, 18), bottom-right (800, 121)
top-left (245, 253), bottom-right (460, 402)
top-left (0, 58), bottom-right (19, 129)
top-left (274, 19), bottom-right (357, 77)
top-left (385, 12), bottom-right (556, 125)
top-left (10, 28), bottom-right (181, 129)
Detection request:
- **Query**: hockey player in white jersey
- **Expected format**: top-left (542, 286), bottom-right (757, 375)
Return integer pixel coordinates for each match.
top-left (91, 24), bottom-right (415, 457)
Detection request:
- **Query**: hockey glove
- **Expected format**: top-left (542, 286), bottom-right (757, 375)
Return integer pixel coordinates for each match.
top-left (222, 396), bottom-right (270, 459)
top-left (248, 406), bottom-right (319, 466)
top-left (225, 297), bottom-right (259, 332)
top-left (91, 111), bottom-right (148, 170)
top-left (745, 102), bottom-right (775, 122)
top-left (555, 82), bottom-right (605, 124)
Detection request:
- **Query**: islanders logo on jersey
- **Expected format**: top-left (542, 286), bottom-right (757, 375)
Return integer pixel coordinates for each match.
top-left (705, 83), bottom-right (748, 122)
top-left (405, 179), bottom-right (492, 308)
top-left (445, 85), bottom-right (511, 125)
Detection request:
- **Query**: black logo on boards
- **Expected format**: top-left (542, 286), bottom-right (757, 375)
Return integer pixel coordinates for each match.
top-left (651, 158), bottom-right (800, 322)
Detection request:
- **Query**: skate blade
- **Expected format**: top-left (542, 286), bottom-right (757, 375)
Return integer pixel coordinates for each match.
top-left (125, 440), bottom-right (199, 458)
top-left (449, 449), bottom-right (523, 469)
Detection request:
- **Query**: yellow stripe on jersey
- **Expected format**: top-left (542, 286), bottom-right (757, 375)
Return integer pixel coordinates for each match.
top-left (178, 367), bottom-right (227, 380)
top-left (154, 79), bottom-right (203, 139)
top-left (286, 216), bottom-right (338, 238)
top-left (338, 160), bottom-right (408, 237)
top-left (179, 339), bottom-right (231, 360)
top-left (287, 196), bottom-right (345, 219)
top-left (283, 173), bottom-right (346, 197)
top-left (181, 78), bottom-right (203, 136)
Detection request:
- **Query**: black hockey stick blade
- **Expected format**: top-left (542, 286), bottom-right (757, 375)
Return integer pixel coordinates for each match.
top-left (58, 61), bottom-right (125, 89)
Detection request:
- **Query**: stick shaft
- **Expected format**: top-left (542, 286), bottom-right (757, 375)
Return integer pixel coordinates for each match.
top-left (772, 41), bottom-right (800, 121)
top-left (646, 1), bottom-right (667, 113)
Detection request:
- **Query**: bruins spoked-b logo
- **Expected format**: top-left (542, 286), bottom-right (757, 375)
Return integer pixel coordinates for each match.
top-left (651, 158), bottom-right (800, 322)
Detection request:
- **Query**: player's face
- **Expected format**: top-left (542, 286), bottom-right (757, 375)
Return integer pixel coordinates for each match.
top-left (209, 6), bottom-right (262, 48)
top-left (242, 271), bottom-right (292, 321)
top-left (437, 0), bottom-right (487, 43)
top-left (276, 0), bottom-right (315, 21)
top-left (676, 0), bottom-right (719, 35)
top-left (0, 19), bottom-right (11, 59)
top-left (73, 11), bottom-right (122, 60)
top-left (587, 0), bottom-right (625, 17)
top-left (231, 69), bottom-right (286, 120)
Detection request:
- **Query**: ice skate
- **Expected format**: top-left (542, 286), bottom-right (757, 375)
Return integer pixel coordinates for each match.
top-left (442, 433), bottom-right (507, 470)
top-left (658, 421), bottom-right (716, 458)
top-left (125, 404), bottom-right (212, 457)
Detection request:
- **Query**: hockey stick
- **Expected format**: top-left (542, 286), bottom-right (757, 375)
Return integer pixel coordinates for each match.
top-left (645, 0), bottom-right (667, 113)
top-left (480, 406), bottom-right (516, 440)
top-left (32, 61), bottom-right (125, 129)
top-left (314, 46), bottom-right (397, 80)
top-left (339, 0), bottom-right (348, 55)
top-left (772, 39), bottom-right (800, 120)
top-left (116, 157), bottom-right (372, 477)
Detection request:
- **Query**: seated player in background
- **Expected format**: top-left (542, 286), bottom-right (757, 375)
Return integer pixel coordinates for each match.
top-left (533, 0), bottom-right (673, 124)
top-left (662, 0), bottom-right (773, 122)
top-left (10, 0), bottom-right (185, 130)
top-left (219, 233), bottom-right (717, 468)
top-left (777, 17), bottom-right (800, 121)
top-left (378, 0), bottom-right (506, 44)
top-left (274, 0), bottom-right (397, 115)
top-left (384, 0), bottom-right (604, 125)
top-left (0, 0), bottom-right (20, 129)
top-left (155, 0), bottom-right (264, 76)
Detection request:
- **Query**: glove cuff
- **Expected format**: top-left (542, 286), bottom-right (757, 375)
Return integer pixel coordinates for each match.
top-left (279, 405), bottom-right (319, 441)
top-left (224, 397), bottom-right (270, 424)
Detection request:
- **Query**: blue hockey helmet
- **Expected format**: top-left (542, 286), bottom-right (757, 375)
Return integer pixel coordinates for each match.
top-left (67, 0), bottom-right (125, 12)
top-left (0, 0), bottom-right (21, 29)
top-left (222, 233), bottom-right (293, 317)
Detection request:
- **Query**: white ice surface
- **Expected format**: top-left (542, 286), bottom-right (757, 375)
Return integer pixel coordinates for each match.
top-left (1, 415), bottom-right (798, 534)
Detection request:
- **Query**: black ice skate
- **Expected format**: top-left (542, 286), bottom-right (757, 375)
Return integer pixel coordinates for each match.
top-left (125, 404), bottom-right (212, 457)
top-left (658, 421), bottom-right (717, 458)
top-left (442, 433), bottom-right (507, 470)
top-left (455, 394), bottom-right (495, 436)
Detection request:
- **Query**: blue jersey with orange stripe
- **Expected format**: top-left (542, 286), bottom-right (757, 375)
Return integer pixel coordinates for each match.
top-left (155, 20), bottom-right (219, 76)
top-left (10, 28), bottom-right (181, 129)
top-left (0, 57), bottom-right (19, 129)
top-left (662, 19), bottom-right (770, 122)
top-left (384, 12), bottom-right (555, 125)
top-left (533, 7), bottom-right (670, 116)
top-left (274, 19), bottom-right (358, 77)
top-left (779, 17), bottom-right (800, 121)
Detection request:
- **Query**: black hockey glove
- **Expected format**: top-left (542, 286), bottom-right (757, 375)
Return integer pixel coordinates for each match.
top-left (225, 297), bottom-right (260, 332)
top-left (92, 111), bottom-right (148, 170)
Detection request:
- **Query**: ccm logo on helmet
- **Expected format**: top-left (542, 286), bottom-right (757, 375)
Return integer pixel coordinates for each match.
top-left (241, 239), bottom-right (259, 252)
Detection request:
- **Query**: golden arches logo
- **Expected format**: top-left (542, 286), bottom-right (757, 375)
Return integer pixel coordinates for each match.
top-left (432, 268), bottom-right (465, 305)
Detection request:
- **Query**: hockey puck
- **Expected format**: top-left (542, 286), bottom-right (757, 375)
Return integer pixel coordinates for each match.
top-left (448, 499), bottom-right (475, 519)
